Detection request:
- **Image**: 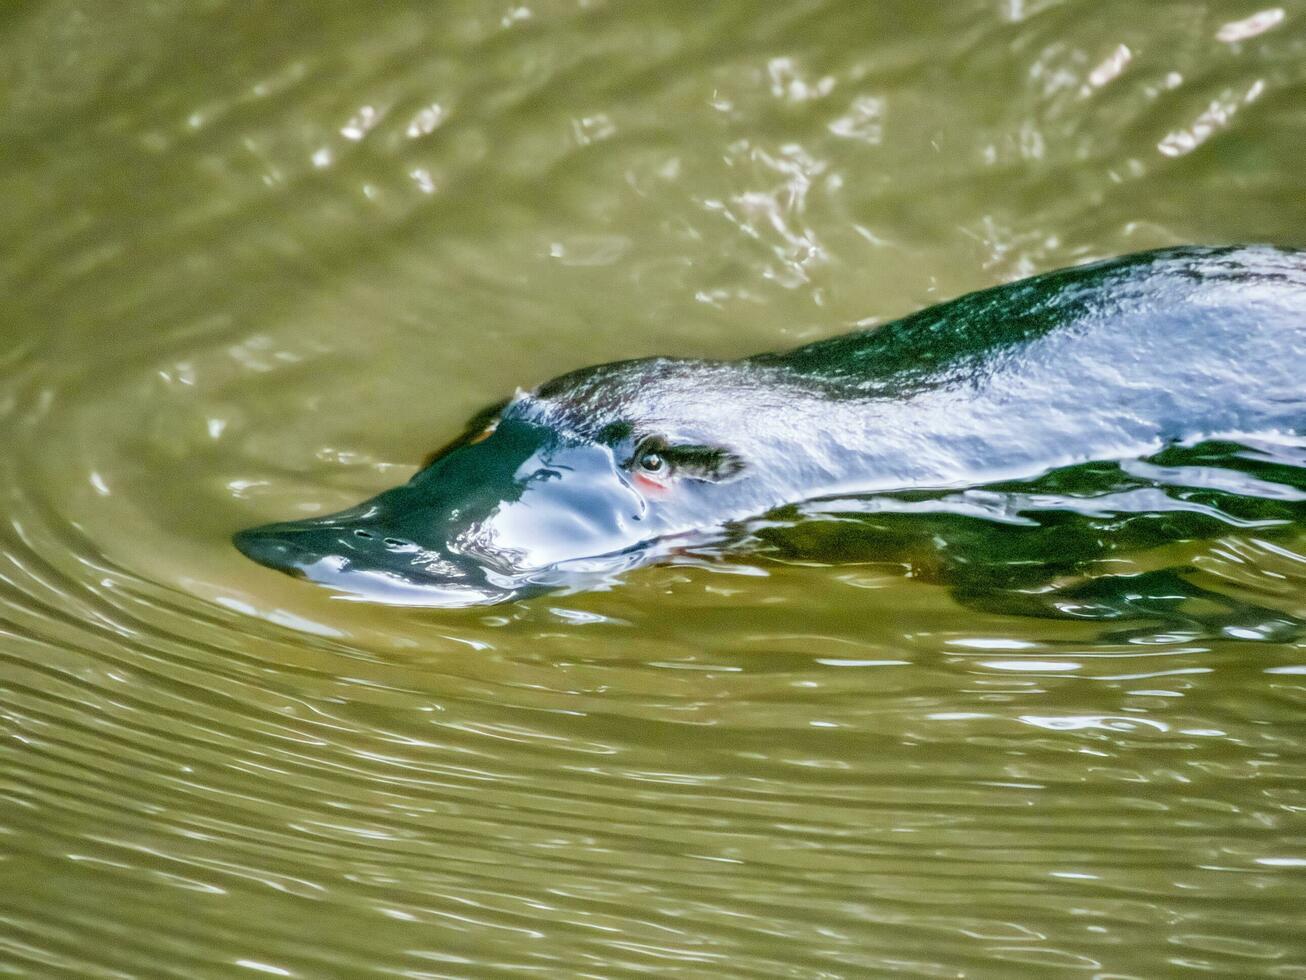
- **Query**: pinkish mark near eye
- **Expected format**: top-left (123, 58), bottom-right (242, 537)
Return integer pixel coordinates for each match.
top-left (633, 471), bottom-right (669, 494)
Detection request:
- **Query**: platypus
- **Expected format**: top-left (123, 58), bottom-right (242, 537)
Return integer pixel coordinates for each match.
top-left (234, 245), bottom-right (1306, 607)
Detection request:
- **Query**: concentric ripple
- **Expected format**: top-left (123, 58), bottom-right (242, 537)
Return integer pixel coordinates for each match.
top-left (3, 1), bottom-right (1306, 976)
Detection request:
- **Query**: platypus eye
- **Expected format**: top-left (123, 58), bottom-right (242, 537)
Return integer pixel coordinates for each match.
top-left (638, 451), bottom-right (666, 474)
top-left (630, 438), bottom-right (672, 480)
top-left (628, 438), bottom-right (744, 484)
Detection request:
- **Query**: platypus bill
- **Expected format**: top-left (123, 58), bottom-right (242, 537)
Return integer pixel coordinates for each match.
top-left (234, 245), bottom-right (1306, 608)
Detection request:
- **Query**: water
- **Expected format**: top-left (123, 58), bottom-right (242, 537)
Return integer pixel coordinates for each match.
top-left (3, 1), bottom-right (1306, 975)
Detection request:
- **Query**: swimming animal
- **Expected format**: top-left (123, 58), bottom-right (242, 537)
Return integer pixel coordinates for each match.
top-left (234, 245), bottom-right (1306, 607)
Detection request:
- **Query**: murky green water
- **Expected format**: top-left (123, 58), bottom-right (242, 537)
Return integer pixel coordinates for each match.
top-left (3, 1), bottom-right (1306, 975)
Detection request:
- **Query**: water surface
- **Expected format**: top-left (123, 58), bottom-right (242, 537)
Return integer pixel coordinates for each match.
top-left (3, 1), bottom-right (1306, 975)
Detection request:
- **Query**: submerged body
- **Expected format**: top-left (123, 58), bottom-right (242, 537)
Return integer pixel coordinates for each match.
top-left (235, 246), bottom-right (1306, 605)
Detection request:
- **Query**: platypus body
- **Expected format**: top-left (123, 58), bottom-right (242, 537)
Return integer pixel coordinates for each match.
top-left (235, 246), bottom-right (1306, 609)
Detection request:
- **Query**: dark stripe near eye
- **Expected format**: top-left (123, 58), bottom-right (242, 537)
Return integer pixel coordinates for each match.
top-left (654, 443), bottom-right (744, 482)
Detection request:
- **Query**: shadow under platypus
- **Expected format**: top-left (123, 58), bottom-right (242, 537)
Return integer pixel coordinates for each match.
top-left (746, 438), bottom-right (1306, 642)
top-left (234, 245), bottom-right (1306, 630)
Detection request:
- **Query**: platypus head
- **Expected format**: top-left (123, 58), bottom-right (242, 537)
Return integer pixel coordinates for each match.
top-left (234, 358), bottom-right (824, 605)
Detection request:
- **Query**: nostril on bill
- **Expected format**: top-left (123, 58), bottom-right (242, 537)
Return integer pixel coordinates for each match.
top-left (348, 528), bottom-right (410, 548)
top-left (349, 528), bottom-right (414, 552)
